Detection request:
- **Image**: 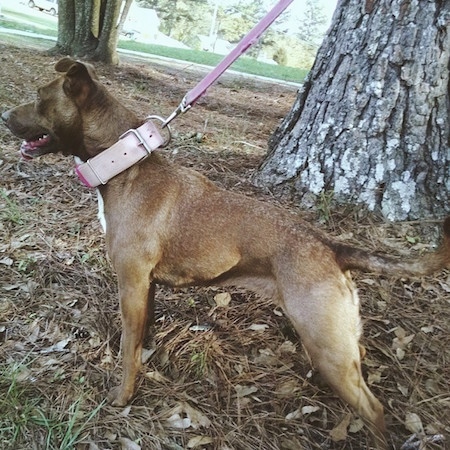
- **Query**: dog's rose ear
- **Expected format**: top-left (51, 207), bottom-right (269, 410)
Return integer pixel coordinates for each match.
top-left (57, 59), bottom-right (99, 104)
top-left (55, 58), bottom-right (99, 80)
top-left (55, 57), bottom-right (77, 73)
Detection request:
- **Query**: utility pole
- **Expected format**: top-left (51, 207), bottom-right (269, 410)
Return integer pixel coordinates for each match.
top-left (208, 0), bottom-right (219, 51)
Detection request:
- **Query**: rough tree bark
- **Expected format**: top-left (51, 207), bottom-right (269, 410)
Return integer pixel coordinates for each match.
top-left (50, 0), bottom-right (133, 64)
top-left (254, 0), bottom-right (450, 221)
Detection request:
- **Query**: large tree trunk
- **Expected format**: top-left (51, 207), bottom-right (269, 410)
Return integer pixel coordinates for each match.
top-left (50, 0), bottom-right (97, 57)
top-left (53, 0), bottom-right (75, 54)
top-left (92, 0), bottom-right (123, 64)
top-left (49, 0), bottom-right (133, 64)
top-left (254, 0), bottom-right (450, 221)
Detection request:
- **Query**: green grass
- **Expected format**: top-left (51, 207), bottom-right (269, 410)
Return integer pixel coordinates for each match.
top-left (0, 189), bottom-right (24, 225)
top-left (0, 31), bottom-right (56, 48)
top-left (0, 6), bottom-right (57, 36)
top-left (119, 40), bottom-right (308, 83)
top-left (0, 19), bottom-right (57, 37)
top-left (0, 359), bottom-right (105, 450)
top-left (0, 6), bottom-right (307, 83)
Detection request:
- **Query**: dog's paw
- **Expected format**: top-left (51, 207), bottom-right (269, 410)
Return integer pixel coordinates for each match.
top-left (107, 385), bottom-right (133, 407)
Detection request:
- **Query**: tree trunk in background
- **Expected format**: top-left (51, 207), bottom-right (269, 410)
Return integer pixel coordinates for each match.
top-left (54, 0), bottom-right (75, 54)
top-left (92, 0), bottom-right (122, 64)
top-left (50, 0), bottom-right (133, 64)
top-left (254, 0), bottom-right (450, 221)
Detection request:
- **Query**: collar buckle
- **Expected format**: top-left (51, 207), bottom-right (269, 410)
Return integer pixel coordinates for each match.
top-left (119, 128), bottom-right (153, 159)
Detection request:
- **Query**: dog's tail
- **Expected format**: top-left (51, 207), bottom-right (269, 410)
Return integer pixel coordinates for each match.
top-left (331, 217), bottom-right (450, 277)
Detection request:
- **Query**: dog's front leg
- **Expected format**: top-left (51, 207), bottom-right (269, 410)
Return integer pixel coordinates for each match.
top-left (147, 281), bottom-right (156, 328)
top-left (108, 267), bottom-right (153, 406)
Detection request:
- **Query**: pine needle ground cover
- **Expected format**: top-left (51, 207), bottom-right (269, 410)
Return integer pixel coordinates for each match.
top-left (0, 44), bottom-right (448, 450)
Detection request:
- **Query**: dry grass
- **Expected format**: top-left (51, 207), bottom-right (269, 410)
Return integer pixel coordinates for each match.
top-left (0, 43), bottom-right (449, 450)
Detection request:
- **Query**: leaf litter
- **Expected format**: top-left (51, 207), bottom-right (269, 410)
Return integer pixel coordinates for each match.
top-left (0, 43), bottom-right (449, 449)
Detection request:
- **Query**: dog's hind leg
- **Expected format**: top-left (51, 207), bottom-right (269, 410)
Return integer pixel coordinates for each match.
top-left (108, 263), bottom-right (153, 406)
top-left (280, 275), bottom-right (387, 449)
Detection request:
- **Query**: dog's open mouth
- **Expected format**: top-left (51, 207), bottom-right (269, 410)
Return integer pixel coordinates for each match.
top-left (20, 134), bottom-right (52, 160)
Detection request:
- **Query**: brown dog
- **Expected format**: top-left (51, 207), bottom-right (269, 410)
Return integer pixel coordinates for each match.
top-left (2, 58), bottom-right (449, 449)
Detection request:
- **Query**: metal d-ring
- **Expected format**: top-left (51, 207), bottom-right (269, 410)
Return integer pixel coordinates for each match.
top-left (146, 115), bottom-right (172, 148)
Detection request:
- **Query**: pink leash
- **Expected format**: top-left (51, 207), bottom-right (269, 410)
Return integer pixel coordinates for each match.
top-left (163, 0), bottom-right (294, 127)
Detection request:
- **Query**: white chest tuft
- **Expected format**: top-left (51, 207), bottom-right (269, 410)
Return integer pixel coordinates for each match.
top-left (74, 157), bottom-right (107, 233)
top-left (73, 156), bottom-right (83, 166)
top-left (96, 189), bottom-right (107, 233)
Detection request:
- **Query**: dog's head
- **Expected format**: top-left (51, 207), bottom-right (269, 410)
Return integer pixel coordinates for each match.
top-left (2, 58), bottom-right (136, 161)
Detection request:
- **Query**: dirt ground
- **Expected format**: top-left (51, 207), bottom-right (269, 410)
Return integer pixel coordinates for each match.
top-left (0, 43), bottom-right (449, 450)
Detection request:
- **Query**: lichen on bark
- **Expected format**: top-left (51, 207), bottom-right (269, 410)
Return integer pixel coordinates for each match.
top-left (255, 0), bottom-right (450, 221)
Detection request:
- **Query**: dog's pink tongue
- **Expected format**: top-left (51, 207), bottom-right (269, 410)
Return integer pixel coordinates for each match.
top-left (20, 135), bottom-right (50, 160)
top-left (20, 141), bottom-right (34, 160)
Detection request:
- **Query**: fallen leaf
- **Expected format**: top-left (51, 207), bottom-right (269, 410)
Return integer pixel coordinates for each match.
top-left (3, 283), bottom-right (24, 291)
top-left (0, 257), bottom-right (13, 266)
top-left (397, 383), bottom-right (409, 397)
top-left (187, 435), bottom-right (214, 448)
top-left (141, 347), bottom-right (156, 363)
top-left (278, 340), bottom-right (296, 354)
top-left (276, 379), bottom-right (299, 396)
top-left (396, 347), bottom-right (406, 360)
top-left (438, 279), bottom-right (450, 292)
top-left (348, 417), bottom-right (364, 433)
top-left (248, 324), bottom-right (269, 331)
top-left (394, 326), bottom-right (406, 339)
top-left (280, 437), bottom-right (305, 450)
top-left (330, 413), bottom-right (351, 442)
top-left (166, 413), bottom-right (191, 429)
top-left (254, 348), bottom-right (278, 365)
top-left (119, 437), bottom-right (141, 450)
top-left (377, 301), bottom-right (387, 310)
top-left (392, 330), bottom-right (415, 351)
top-left (23, 281), bottom-right (39, 293)
top-left (214, 292), bottom-right (231, 307)
top-left (27, 319), bottom-right (40, 343)
top-left (301, 405), bottom-right (320, 415)
top-left (105, 432), bottom-right (117, 441)
top-left (100, 344), bottom-right (114, 367)
top-left (187, 406), bottom-right (209, 428)
top-left (89, 335), bottom-right (101, 348)
top-left (368, 369), bottom-right (383, 385)
top-left (404, 412), bottom-right (424, 434)
top-left (42, 358), bottom-right (61, 367)
top-left (273, 308), bottom-right (283, 317)
top-left (425, 378), bottom-right (440, 395)
top-left (235, 384), bottom-right (258, 398)
top-left (189, 324), bottom-right (212, 332)
top-left (165, 402), bottom-right (211, 429)
top-left (41, 338), bottom-right (70, 354)
top-left (285, 408), bottom-right (302, 420)
top-left (145, 370), bottom-right (169, 383)
top-left (16, 366), bottom-right (33, 382)
top-left (120, 405), bottom-right (132, 417)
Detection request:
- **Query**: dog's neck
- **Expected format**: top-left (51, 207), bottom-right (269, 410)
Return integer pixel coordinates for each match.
top-left (75, 93), bottom-right (143, 161)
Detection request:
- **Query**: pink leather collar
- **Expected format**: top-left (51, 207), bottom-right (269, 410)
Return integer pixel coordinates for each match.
top-left (75, 120), bottom-right (164, 188)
